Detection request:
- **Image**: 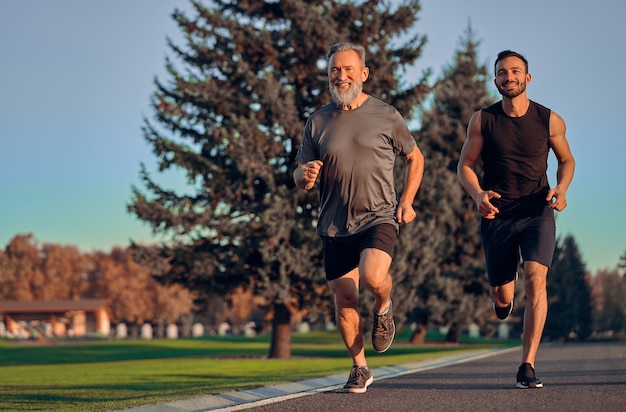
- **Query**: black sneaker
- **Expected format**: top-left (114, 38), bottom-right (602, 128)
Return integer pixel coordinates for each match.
top-left (343, 366), bottom-right (373, 394)
top-left (493, 300), bottom-right (513, 320)
top-left (516, 363), bottom-right (543, 388)
top-left (372, 299), bottom-right (395, 353)
top-left (493, 273), bottom-right (518, 320)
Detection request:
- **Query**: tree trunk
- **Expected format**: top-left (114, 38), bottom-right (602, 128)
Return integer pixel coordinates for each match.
top-left (181, 313), bottom-right (193, 337)
top-left (409, 324), bottom-right (426, 344)
top-left (445, 324), bottom-right (460, 343)
top-left (269, 301), bottom-right (292, 359)
top-left (156, 319), bottom-right (165, 339)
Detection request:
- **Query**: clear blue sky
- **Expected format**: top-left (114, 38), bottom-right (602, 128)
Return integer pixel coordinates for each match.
top-left (1, 0), bottom-right (624, 274)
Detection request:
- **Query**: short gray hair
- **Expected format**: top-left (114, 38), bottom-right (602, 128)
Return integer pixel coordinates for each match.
top-left (327, 42), bottom-right (366, 66)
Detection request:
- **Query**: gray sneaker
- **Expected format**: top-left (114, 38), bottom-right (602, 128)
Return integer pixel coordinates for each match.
top-left (372, 299), bottom-right (395, 353)
top-left (343, 366), bottom-right (373, 393)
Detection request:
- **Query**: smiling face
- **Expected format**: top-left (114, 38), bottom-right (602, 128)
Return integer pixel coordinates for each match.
top-left (328, 49), bottom-right (369, 107)
top-left (494, 55), bottom-right (531, 99)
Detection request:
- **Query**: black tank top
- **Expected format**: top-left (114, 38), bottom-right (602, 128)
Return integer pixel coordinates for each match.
top-left (481, 100), bottom-right (551, 217)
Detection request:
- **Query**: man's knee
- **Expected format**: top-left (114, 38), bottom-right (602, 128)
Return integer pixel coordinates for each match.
top-left (334, 291), bottom-right (359, 309)
top-left (330, 276), bottom-right (359, 308)
top-left (523, 261), bottom-right (548, 295)
top-left (360, 249), bottom-right (392, 287)
top-left (491, 281), bottom-right (515, 303)
top-left (364, 270), bottom-right (391, 289)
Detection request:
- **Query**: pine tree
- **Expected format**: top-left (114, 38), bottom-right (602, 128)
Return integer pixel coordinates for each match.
top-left (545, 235), bottom-right (594, 341)
top-left (393, 24), bottom-right (495, 342)
top-left (618, 251), bottom-right (626, 273)
top-left (128, 0), bottom-right (429, 358)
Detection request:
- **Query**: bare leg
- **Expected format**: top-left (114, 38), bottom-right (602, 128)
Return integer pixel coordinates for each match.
top-left (521, 260), bottom-right (549, 367)
top-left (328, 268), bottom-right (366, 366)
top-left (490, 279), bottom-right (515, 309)
top-left (359, 248), bottom-right (393, 313)
top-left (328, 248), bottom-right (393, 367)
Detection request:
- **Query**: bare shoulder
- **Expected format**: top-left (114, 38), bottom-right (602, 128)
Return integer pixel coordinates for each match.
top-left (460, 110), bottom-right (485, 163)
top-left (469, 109), bottom-right (482, 123)
top-left (549, 110), bottom-right (567, 137)
top-left (466, 109), bottom-right (483, 137)
top-left (548, 109), bottom-right (574, 162)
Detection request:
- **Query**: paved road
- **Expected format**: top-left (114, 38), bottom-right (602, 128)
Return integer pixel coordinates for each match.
top-left (129, 342), bottom-right (626, 412)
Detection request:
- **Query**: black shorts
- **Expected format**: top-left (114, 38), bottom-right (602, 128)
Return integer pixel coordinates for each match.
top-left (481, 206), bottom-right (555, 287)
top-left (321, 223), bottom-right (397, 281)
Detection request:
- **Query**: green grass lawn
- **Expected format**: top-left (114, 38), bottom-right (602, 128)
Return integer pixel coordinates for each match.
top-left (0, 330), bottom-right (517, 411)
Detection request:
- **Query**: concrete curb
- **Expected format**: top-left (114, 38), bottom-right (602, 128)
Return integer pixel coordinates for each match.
top-left (123, 346), bottom-right (519, 412)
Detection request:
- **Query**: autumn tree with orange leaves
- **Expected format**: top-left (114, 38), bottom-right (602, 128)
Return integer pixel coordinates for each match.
top-left (0, 234), bottom-right (195, 337)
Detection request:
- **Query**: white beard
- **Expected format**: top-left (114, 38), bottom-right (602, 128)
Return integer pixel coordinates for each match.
top-left (329, 81), bottom-right (362, 107)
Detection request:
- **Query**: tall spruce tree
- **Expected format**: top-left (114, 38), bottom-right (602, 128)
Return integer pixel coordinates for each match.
top-left (545, 235), bottom-right (593, 341)
top-left (619, 251), bottom-right (626, 273)
top-left (128, 0), bottom-right (429, 358)
top-left (393, 24), bottom-right (496, 342)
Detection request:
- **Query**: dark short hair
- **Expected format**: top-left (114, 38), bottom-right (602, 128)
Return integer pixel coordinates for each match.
top-left (494, 50), bottom-right (528, 75)
top-left (327, 42), bottom-right (366, 66)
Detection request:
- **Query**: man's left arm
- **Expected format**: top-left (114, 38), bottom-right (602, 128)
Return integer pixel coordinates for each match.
top-left (396, 147), bottom-right (424, 223)
top-left (547, 111), bottom-right (576, 211)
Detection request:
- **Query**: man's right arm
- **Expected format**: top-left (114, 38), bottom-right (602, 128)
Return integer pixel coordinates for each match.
top-left (457, 110), bottom-right (500, 219)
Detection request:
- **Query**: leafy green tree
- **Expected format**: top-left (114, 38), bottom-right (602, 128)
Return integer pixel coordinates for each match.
top-left (545, 235), bottom-right (593, 341)
top-left (128, 0), bottom-right (429, 357)
top-left (393, 24), bottom-right (495, 342)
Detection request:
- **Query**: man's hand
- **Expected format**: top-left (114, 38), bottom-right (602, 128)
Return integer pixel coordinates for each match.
top-left (547, 187), bottom-right (568, 211)
top-left (474, 190), bottom-right (501, 219)
top-left (302, 160), bottom-right (323, 190)
top-left (396, 202), bottom-right (417, 224)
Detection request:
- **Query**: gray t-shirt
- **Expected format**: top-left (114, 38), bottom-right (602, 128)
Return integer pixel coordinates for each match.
top-left (296, 96), bottom-right (416, 237)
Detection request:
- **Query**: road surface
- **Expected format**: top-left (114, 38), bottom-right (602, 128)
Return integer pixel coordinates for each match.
top-left (127, 342), bottom-right (626, 412)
